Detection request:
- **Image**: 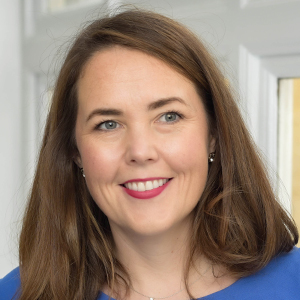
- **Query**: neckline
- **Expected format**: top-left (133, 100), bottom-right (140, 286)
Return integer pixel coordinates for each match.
top-left (98, 277), bottom-right (243, 300)
top-left (97, 249), bottom-right (299, 300)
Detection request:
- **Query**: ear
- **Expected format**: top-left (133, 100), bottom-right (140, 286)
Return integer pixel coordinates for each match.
top-left (73, 151), bottom-right (83, 168)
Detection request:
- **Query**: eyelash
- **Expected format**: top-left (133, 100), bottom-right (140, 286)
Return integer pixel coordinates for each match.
top-left (157, 110), bottom-right (184, 123)
top-left (95, 120), bottom-right (120, 131)
top-left (95, 110), bottom-right (184, 131)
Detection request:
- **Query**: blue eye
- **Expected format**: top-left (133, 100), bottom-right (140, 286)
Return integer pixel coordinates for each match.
top-left (98, 120), bottom-right (119, 130)
top-left (159, 112), bottom-right (181, 123)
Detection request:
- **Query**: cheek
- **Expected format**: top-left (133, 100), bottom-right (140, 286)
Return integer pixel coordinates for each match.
top-left (162, 129), bottom-right (209, 172)
top-left (79, 140), bottom-right (122, 180)
top-left (79, 142), bottom-right (121, 207)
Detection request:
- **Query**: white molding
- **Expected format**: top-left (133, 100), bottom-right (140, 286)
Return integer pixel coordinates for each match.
top-left (258, 68), bottom-right (278, 173)
top-left (0, 0), bottom-right (22, 278)
top-left (23, 71), bottom-right (39, 194)
top-left (43, 0), bottom-right (104, 14)
top-left (239, 43), bottom-right (300, 214)
top-left (278, 79), bottom-right (294, 213)
top-left (241, 0), bottom-right (300, 9)
top-left (262, 54), bottom-right (300, 79)
top-left (239, 45), bottom-right (279, 197)
top-left (171, 0), bottom-right (228, 17)
top-left (239, 45), bottom-right (260, 142)
top-left (24, 0), bottom-right (36, 37)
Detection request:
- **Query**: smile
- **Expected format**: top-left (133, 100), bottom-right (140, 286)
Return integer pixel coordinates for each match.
top-left (124, 179), bottom-right (169, 191)
top-left (121, 178), bottom-right (172, 199)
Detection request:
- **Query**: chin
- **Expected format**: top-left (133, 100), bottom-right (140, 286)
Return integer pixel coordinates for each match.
top-left (115, 215), bottom-right (193, 239)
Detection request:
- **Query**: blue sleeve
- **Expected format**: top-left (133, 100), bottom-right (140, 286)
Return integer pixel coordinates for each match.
top-left (201, 247), bottom-right (300, 300)
top-left (0, 268), bottom-right (20, 300)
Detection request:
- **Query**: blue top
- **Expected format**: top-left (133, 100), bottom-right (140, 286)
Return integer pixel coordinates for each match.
top-left (1, 247), bottom-right (300, 300)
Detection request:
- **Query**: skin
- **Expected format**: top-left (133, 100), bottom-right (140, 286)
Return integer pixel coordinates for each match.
top-left (75, 46), bottom-right (235, 299)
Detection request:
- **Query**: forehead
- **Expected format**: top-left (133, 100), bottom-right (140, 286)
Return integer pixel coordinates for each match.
top-left (80, 46), bottom-right (190, 82)
top-left (77, 46), bottom-right (205, 114)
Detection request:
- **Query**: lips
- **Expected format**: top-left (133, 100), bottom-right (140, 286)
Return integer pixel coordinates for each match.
top-left (124, 178), bottom-right (169, 192)
top-left (121, 178), bottom-right (172, 199)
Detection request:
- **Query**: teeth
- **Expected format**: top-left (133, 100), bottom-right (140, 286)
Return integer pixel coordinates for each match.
top-left (153, 180), bottom-right (159, 189)
top-left (132, 182), bottom-right (138, 191)
top-left (145, 181), bottom-right (153, 190)
top-left (124, 179), bottom-right (169, 191)
top-left (138, 182), bottom-right (146, 192)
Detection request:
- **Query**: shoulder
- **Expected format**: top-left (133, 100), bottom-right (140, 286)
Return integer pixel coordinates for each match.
top-left (235, 247), bottom-right (300, 299)
top-left (257, 246), bottom-right (300, 282)
top-left (0, 268), bottom-right (21, 300)
top-left (266, 246), bottom-right (300, 270)
top-left (203, 247), bottom-right (300, 300)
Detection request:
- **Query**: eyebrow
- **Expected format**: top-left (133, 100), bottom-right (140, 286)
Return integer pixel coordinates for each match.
top-left (147, 97), bottom-right (187, 110)
top-left (87, 108), bottom-right (123, 122)
top-left (86, 97), bottom-right (187, 122)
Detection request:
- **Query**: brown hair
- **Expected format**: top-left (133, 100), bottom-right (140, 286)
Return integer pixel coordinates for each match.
top-left (18, 8), bottom-right (298, 300)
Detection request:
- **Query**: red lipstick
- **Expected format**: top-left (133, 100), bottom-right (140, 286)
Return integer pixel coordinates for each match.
top-left (121, 178), bottom-right (171, 199)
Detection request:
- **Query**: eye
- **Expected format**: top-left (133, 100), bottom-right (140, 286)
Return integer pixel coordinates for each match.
top-left (97, 120), bottom-right (120, 130)
top-left (158, 112), bottom-right (182, 123)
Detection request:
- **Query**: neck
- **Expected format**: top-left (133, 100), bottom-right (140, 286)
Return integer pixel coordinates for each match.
top-left (104, 219), bottom-right (237, 300)
top-left (115, 222), bottom-right (190, 275)
top-left (109, 219), bottom-right (209, 300)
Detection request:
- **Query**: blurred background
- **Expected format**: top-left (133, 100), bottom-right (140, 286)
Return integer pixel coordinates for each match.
top-left (1, 0), bottom-right (300, 277)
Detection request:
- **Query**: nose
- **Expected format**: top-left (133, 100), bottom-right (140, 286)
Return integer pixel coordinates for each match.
top-left (125, 126), bottom-right (159, 165)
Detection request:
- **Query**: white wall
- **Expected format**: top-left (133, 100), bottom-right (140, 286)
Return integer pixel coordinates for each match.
top-left (0, 0), bottom-right (23, 277)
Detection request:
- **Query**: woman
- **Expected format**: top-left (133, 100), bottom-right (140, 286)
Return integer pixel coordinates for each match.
top-left (0, 8), bottom-right (299, 300)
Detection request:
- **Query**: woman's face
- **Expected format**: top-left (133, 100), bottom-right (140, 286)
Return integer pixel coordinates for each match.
top-left (75, 46), bottom-right (215, 237)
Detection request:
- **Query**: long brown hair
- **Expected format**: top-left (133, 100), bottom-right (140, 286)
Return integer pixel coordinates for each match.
top-left (18, 8), bottom-right (298, 300)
